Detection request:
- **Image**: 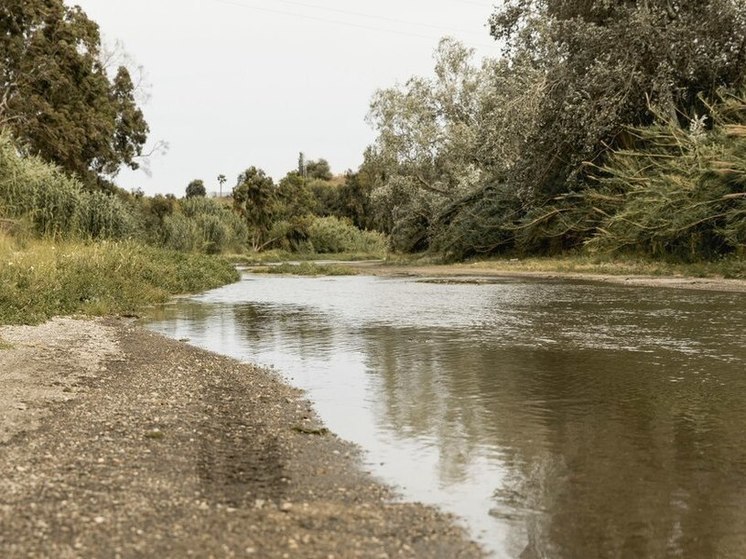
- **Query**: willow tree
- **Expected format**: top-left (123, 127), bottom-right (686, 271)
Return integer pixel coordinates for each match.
top-left (0, 0), bottom-right (149, 188)
top-left (364, 38), bottom-right (488, 251)
top-left (489, 0), bottom-right (746, 201)
top-left (364, 37), bottom-right (545, 253)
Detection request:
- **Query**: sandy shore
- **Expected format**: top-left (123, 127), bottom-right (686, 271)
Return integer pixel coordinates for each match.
top-left (0, 317), bottom-right (483, 558)
top-left (345, 261), bottom-right (746, 293)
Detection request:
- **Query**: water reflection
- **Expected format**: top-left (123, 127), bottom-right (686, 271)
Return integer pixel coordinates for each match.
top-left (145, 275), bottom-right (746, 558)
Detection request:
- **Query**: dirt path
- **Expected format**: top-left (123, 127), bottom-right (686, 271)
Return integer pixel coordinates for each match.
top-left (0, 317), bottom-right (483, 558)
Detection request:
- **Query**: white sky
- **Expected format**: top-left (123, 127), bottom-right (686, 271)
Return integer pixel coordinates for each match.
top-left (68, 0), bottom-right (499, 196)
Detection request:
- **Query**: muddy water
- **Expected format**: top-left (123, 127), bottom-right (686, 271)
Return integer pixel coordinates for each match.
top-left (145, 273), bottom-right (746, 558)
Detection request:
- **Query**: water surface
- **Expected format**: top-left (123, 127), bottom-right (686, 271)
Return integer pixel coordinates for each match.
top-left (145, 273), bottom-right (746, 558)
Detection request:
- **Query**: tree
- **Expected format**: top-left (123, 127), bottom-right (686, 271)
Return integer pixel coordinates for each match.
top-left (0, 0), bottom-right (149, 187)
top-left (217, 174), bottom-right (226, 197)
top-left (232, 166), bottom-right (276, 250)
top-left (305, 158), bottom-right (333, 181)
top-left (338, 170), bottom-right (374, 230)
top-left (364, 38), bottom-right (489, 251)
top-left (276, 171), bottom-right (314, 219)
top-left (488, 0), bottom-right (746, 200)
top-left (185, 179), bottom-right (206, 198)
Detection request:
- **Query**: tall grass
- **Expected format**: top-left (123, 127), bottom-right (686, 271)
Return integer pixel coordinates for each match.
top-left (306, 216), bottom-right (386, 254)
top-left (0, 234), bottom-right (239, 325)
top-left (0, 133), bottom-right (136, 239)
top-left (159, 197), bottom-right (248, 254)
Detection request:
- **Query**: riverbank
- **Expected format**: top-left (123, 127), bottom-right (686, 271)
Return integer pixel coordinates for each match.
top-left (341, 259), bottom-right (746, 293)
top-left (0, 317), bottom-right (483, 558)
top-left (0, 235), bottom-right (239, 325)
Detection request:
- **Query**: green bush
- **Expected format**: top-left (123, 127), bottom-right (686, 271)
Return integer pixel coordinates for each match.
top-left (306, 216), bottom-right (386, 254)
top-left (584, 91), bottom-right (746, 260)
top-left (159, 197), bottom-right (247, 254)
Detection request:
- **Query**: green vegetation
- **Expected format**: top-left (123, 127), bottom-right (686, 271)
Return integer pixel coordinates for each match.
top-left (456, 254), bottom-right (746, 280)
top-left (0, 135), bottom-right (137, 239)
top-left (253, 262), bottom-right (358, 276)
top-left (0, 0), bottom-right (149, 189)
top-left (0, 132), bottom-right (239, 325)
top-left (157, 196), bottom-right (248, 254)
top-left (0, 234), bottom-right (238, 325)
top-left (185, 180), bottom-right (207, 199)
top-left (360, 1), bottom-right (746, 271)
top-left (230, 161), bottom-right (385, 256)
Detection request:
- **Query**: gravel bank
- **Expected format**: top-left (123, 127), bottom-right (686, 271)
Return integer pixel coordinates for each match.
top-left (0, 317), bottom-right (483, 558)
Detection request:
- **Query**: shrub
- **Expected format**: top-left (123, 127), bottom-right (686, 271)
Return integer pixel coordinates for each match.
top-left (159, 197), bottom-right (247, 254)
top-left (0, 236), bottom-right (239, 325)
top-left (306, 216), bottom-right (386, 254)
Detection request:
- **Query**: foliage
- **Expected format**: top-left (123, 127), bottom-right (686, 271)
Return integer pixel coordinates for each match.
top-left (586, 93), bottom-right (746, 259)
top-left (306, 216), bottom-right (386, 254)
top-left (488, 0), bottom-right (746, 201)
top-left (159, 196), bottom-right (247, 254)
top-left (365, 39), bottom-right (486, 247)
top-left (430, 183), bottom-right (523, 260)
top-left (276, 171), bottom-right (315, 219)
top-left (364, 38), bottom-right (545, 253)
top-left (305, 158), bottom-right (333, 181)
top-left (254, 262), bottom-right (358, 276)
top-left (363, 2), bottom-right (746, 262)
top-left (185, 179), bottom-right (206, 198)
top-left (338, 170), bottom-right (374, 230)
top-left (0, 0), bottom-right (149, 186)
top-left (508, 89), bottom-right (746, 260)
top-left (233, 166), bottom-right (276, 250)
top-left (0, 235), bottom-right (238, 325)
top-left (0, 132), bottom-right (137, 239)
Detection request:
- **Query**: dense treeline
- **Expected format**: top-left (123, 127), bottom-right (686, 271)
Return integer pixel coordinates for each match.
top-left (362, 0), bottom-right (746, 261)
top-left (230, 160), bottom-right (383, 254)
top-left (2, 0), bottom-right (744, 267)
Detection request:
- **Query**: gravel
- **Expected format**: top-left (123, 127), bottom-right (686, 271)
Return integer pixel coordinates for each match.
top-left (0, 317), bottom-right (484, 558)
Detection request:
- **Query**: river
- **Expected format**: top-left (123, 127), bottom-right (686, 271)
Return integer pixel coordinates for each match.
top-left (145, 272), bottom-right (746, 558)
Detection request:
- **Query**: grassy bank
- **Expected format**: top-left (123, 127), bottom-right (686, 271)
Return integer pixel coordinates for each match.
top-left (0, 234), bottom-right (239, 325)
top-left (251, 262), bottom-right (358, 276)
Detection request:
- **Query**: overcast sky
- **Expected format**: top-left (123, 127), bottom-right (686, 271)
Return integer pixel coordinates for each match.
top-left (68, 0), bottom-right (499, 196)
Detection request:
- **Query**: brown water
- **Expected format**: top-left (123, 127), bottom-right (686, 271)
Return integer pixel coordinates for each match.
top-left (145, 273), bottom-right (746, 558)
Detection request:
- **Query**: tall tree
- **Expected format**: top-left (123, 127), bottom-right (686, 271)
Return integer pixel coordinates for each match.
top-left (489, 0), bottom-right (746, 199)
top-left (185, 179), bottom-right (206, 198)
top-left (233, 166), bottom-right (276, 250)
top-left (364, 38), bottom-right (492, 251)
top-left (305, 158), bottom-right (333, 181)
top-left (0, 0), bottom-right (149, 187)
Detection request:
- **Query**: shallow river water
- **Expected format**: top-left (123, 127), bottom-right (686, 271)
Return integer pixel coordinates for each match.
top-left (145, 273), bottom-right (746, 558)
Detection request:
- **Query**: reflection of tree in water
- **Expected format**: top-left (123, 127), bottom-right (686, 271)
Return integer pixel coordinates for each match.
top-left (363, 326), bottom-right (496, 484)
top-left (516, 349), bottom-right (746, 558)
top-left (363, 323), bottom-right (746, 558)
top-left (232, 303), bottom-right (335, 360)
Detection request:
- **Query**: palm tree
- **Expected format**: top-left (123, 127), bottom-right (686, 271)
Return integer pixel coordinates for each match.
top-left (217, 174), bottom-right (226, 198)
